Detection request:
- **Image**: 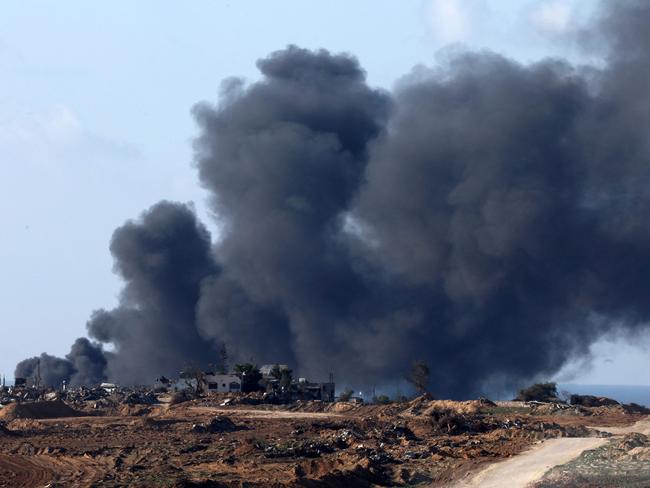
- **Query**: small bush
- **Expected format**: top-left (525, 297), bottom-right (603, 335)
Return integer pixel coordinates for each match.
top-left (337, 388), bottom-right (354, 402)
top-left (430, 408), bottom-right (466, 434)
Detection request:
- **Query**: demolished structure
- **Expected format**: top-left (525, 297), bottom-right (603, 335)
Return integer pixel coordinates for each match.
top-left (154, 364), bottom-right (335, 402)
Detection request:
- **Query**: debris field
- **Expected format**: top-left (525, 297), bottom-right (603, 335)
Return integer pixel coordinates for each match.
top-left (0, 390), bottom-right (646, 487)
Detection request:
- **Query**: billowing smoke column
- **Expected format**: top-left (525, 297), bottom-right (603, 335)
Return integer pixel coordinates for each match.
top-left (17, 1), bottom-right (650, 397)
top-left (17, 202), bottom-right (217, 387)
top-left (86, 201), bottom-right (219, 385)
top-left (193, 47), bottom-right (390, 378)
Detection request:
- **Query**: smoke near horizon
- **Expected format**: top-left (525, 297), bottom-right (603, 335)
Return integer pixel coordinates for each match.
top-left (16, 1), bottom-right (650, 397)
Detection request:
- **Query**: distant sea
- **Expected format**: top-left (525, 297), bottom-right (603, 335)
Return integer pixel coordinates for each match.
top-left (558, 384), bottom-right (650, 407)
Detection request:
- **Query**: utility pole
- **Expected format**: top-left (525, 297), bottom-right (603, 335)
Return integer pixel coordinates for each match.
top-left (36, 358), bottom-right (42, 390)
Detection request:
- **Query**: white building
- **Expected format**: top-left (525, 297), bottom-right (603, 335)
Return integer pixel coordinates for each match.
top-left (205, 373), bottom-right (241, 393)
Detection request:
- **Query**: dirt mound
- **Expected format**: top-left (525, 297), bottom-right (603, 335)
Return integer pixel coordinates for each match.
top-left (622, 402), bottom-right (650, 414)
top-left (420, 399), bottom-right (490, 416)
top-left (588, 402), bottom-right (650, 416)
top-left (190, 415), bottom-right (239, 434)
top-left (0, 401), bottom-right (84, 420)
top-left (330, 402), bottom-right (358, 413)
top-left (118, 404), bottom-right (153, 417)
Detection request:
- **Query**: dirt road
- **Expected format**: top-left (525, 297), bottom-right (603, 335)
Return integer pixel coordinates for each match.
top-left (452, 437), bottom-right (608, 488)
top-left (453, 416), bottom-right (650, 488)
top-left (189, 406), bottom-right (344, 419)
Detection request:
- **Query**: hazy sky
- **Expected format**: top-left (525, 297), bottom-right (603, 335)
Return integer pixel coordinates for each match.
top-left (3, 0), bottom-right (648, 385)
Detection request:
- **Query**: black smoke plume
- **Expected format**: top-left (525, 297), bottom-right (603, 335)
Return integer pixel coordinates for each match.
top-left (85, 201), bottom-right (219, 385)
top-left (15, 354), bottom-right (74, 388)
top-left (17, 1), bottom-right (650, 397)
top-left (15, 338), bottom-right (104, 387)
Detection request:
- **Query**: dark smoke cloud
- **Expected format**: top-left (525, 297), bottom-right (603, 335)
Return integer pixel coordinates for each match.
top-left (15, 338), bottom-right (107, 387)
top-left (193, 45), bottom-right (390, 378)
top-left (85, 201), bottom-right (219, 384)
top-left (15, 353), bottom-right (74, 388)
top-left (18, 2), bottom-right (650, 397)
top-left (66, 338), bottom-right (108, 387)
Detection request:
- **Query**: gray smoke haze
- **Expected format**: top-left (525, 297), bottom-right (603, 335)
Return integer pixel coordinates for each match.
top-left (17, 1), bottom-right (650, 397)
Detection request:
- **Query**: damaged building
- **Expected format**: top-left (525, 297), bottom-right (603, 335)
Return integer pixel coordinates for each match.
top-left (156, 372), bottom-right (242, 393)
top-left (260, 364), bottom-right (335, 402)
top-left (156, 364), bottom-right (334, 402)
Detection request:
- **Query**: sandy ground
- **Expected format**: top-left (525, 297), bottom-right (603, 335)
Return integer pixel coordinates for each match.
top-left (453, 416), bottom-right (650, 488)
top-left (452, 437), bottom-right (608, 488)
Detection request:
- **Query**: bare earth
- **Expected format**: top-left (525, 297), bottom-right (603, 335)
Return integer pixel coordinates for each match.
top-left (453, 416), bottom-right (650, 488)
top-left (0, 395), bottom-right (645, 487)
top-left (453, 437), bottom-right (609, 488)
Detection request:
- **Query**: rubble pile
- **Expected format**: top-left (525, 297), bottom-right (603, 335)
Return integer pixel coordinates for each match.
top-left (258, 439), bottom-right (336, 459)
top-left (0, 388), bottom-right (40, 404)
top-left (526, 401), bottom-right (587, 416)
top-left (190, 415), bottom-right (239, 434)
top-left (0, 388), bottom-right (645, 487)
top-left (123, 391), bottom-right (157, 405)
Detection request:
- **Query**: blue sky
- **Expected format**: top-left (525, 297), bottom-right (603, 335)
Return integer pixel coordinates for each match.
top-left (3, 0), bottom-right (648, 385)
